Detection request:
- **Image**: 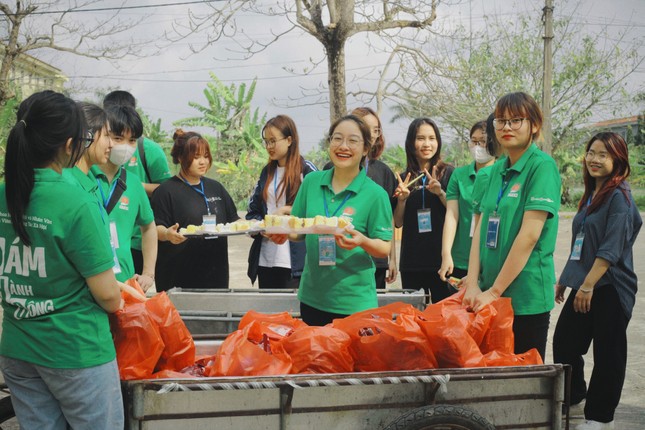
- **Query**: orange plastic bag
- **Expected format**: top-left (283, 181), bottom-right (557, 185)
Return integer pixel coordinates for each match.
top-left (484, 348), bottom-right (543, 366)
top-left (110, 302), bottom-right (165, 380)
top-left (206, 321), bottom-right (292, 376)
top-left (122, 278), bottom-right (147, 304)
top-left (145, 292), bottom-right (195, 372)
top-left (332, 307), bottom-right (437, 372)
top-left (416, 311), bottom-right (485, 368)
top-left (280, 326), bottom-right (354, 374)
top-left (238, 310), bottom-right (307, 340)
top-left (479, 298), bottom-right (515, 355)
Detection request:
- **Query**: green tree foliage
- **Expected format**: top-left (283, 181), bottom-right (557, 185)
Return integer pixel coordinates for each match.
top-left (0, 96), bottom-right (20, 177)
top-left (391, 15), bottom-right (642, 204)
top-left (175, 73), bottom-right (268, 207)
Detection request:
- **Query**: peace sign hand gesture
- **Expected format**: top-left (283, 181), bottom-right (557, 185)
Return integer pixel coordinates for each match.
top-left (424, 166), bottom-right (443, 196)
top-left (393, 172), bottom-right (412, 202)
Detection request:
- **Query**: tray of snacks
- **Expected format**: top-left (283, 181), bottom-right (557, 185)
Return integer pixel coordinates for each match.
top-left (263, 214), bottom-right (352, 235)
top-left (179, 220), bottom-right (264, 237)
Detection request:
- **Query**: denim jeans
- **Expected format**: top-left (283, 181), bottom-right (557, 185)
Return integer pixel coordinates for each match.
top-left (0, 356), bottom-right (123, 430)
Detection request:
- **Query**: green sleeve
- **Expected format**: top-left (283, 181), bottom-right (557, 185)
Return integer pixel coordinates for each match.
top-left (291, 174), bottom-right (311, 218)
top-left (367, 185), bottom-right (393, 241)
top-left (472, 168), bottom-right (492, 215)
top-left (143, 138), bottom-right (172, 183)
top-left (445, 169), bottom-right (460, 201)
top-left (524, 157), bottom-right (561, 217)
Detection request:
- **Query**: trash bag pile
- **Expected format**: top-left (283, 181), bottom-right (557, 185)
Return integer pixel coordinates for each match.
top-left (110, 288), bottom-right (542, 380)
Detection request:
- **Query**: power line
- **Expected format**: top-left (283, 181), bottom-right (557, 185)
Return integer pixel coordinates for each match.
top-left (23, 0), bottom-right (222, 15)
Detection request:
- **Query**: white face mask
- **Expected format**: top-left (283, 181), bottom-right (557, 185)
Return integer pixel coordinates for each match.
top-left (470, 145), bottom-right (494, 164)
top-left (109, 144), bottom-right (136, 166)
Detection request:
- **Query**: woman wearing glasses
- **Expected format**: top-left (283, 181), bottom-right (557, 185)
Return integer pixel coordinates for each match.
top-left (439, 119), bottom-right (498, 284)
top-left (462, 92), bottom-right (561, 361)
top-left (246, 115), bottom-right (317, 289)
top-left (0, 91), bottom-right (124, 429)
top-left (553, 132), bottom-right (641, 430)
top-left (269, 115), bottom-right (393, 325)
top-left (393, 118), bottom-right (454, 303)
top-left (152, 130), bottom-right (239, 291)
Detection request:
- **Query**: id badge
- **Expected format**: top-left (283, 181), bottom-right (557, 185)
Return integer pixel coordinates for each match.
top-left (469, 213), bottom-right (476, 238)
top-left (570, 233), bottom-right (584, 261)
top-left (109, 221), bottom-right (122, 274)
top-left (417, 209), bottom-right (432, 233)
top-left (485, 216), bottom-right (500, 249)
top-left (318, 235), bottom-right (336, 266)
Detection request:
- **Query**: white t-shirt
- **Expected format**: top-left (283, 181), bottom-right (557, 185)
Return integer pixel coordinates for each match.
top-left (259, 166), bottom-right (291, 269)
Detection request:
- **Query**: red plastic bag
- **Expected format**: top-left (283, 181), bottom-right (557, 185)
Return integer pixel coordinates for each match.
top-left (332, 307), bottom-right (437, 372)
top-left (206, 321), bottom-right (292, 376)
top-left (110, 302), bottom-right (165, 380)
top-left (122, 278), bottom-right (147, 305)
top-left (479, 298), bottom-right (515, 355)
top-left (484, 348), bottom-right (543, 366)
top-left (145, 292), bottom-right (195, 372)
top-left (280, 326), bottom-right (354, 374)
top-left (238, 310), bottom-right (307, 340)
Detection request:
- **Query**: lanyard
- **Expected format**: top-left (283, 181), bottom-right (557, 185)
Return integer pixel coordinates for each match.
top-left (495, 173), bottom-right (513, 214)
top-left (364, 159), bottom-right (369, 175)
top-left (273, 171), bottom-right (280, 207)
top-left (97, 176), bottom-right (119, 209)
top-left (179, 174), bottom-right (211, 215)
top-left (421, 175), bottom-right (428, 209)
top-left (323, 189), bottom-right (352, 217)
top-left (579, 195), bottom-right (593, 232)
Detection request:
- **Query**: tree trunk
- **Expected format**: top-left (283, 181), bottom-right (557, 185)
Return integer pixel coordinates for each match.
top-left (326, 39), bottom-right (346, 123)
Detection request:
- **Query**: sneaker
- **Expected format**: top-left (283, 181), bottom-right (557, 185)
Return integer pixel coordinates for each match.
top-left (575, 420), bottom-right (615, 430)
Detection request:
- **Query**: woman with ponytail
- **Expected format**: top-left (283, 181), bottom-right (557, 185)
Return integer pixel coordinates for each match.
top-left (553, 132), bottom-right (641, 430)
top-left (246, 115), bottom-right (317, 288)
top-left (0, 91), bottom-right (123, 429)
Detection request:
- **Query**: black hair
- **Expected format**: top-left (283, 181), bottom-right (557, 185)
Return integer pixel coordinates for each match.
top-left (105, 104), bottom-right (143, 139)
top-left (78, 102), bottom-right (107, 136)
top-left (4, 91), bottom-right (86, 245)
top-left (103, 90), bottom-right (136, 108)
top-left (328, 114), bottom-right (372, 165)
top-left (485, 113), bottom-right (501, 157)
top-left (403, 117), bottom-right (448, 179)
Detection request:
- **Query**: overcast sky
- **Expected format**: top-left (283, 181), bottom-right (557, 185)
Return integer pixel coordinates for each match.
top-left (30, 0), bottom-right (645, 153)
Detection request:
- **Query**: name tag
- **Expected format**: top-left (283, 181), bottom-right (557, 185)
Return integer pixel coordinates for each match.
top-left (485, 216), bottom-right (500, 249)
top-left (417, 209), bottom-right (432, 233)
top-left (469, 213), bottom-right (476, 238)
top-left (109, 221), bottom-right (122, 274)
top-left (570, 233), bottom-right (584, 261)
top-left (318, 235), bottom-right (336, 266)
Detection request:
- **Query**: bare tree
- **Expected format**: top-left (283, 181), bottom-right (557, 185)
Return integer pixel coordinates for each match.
top-left (0, 0), bottom-right (148, 106)
top-left (173, 0), bottom-right (440, 122)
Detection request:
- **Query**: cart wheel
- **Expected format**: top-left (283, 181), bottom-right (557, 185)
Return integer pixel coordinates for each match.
top-left (383, 404), bottom-right (496, 430)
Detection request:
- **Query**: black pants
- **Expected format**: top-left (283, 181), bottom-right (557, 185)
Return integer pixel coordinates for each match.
top-left (400, 270), bottom-right (453, 304)
top-left (374, 268), bottom-right (387, 290)
top-left (300, 302), bottom-right (348, 326)
top-left (553, 285), bottom-right (628, 423)
top-left (131, 248), bottom-right (143, 275)
top-left (257, 266), bottom-right (300, 289)
top-left (513, 311), bottom-right (550, 361)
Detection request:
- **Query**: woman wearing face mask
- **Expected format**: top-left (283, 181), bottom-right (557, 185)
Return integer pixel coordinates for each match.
top-left (393, 118), bottom-right (454, 303)
top-left (90, 104), bottom-right (157, 292)
top-left (439, 120), bottom-right (497, 283)
top-left (0, 91), bottom-right (124, 429)
top-left (462, 92), bottom-right (561, 361)
top-left (246, 115), bottom-right (317, 289)
top-left (152, 130), bottom-right (240, 291)
top-left (553, 132), bottom-right (641, 430)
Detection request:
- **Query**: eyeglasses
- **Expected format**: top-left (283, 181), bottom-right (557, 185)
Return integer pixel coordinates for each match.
top-left (493, 118), bottom-right (528, 131)
top-left (371, 128), bottom-right (381, 138)
top-left (585, 150), bottom-right (609, 162)
top-left (81, 131), bottom-right (94, 148)
top-left (263, 137), bottom-right (286, 148)
top-left (469, 139), bottom-right (487, 147)
top-left (329, 134), bottom-right (363, 149)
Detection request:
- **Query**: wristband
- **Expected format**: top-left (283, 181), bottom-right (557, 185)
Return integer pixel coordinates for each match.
top-left (579, 288), bottom-right (593, 294)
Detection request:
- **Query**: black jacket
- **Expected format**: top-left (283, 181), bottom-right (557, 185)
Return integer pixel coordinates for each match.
top-left (245, 157), bottom-right (317, 283)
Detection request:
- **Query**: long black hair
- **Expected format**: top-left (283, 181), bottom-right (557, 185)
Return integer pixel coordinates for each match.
top-left (403, 117), bottom-right (448, 180)
top-left (4, 91), bottom-right (86, 245)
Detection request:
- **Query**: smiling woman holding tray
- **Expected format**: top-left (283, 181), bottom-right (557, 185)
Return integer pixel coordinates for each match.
top-left (267, 115), bottom-right (393, 326)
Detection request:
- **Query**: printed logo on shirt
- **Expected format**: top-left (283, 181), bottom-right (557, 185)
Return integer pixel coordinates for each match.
top-left (207, 196), bottom-right (222, 202)
top-left (0, 237), bottom-right (53, 320)
top-left (508, 183), bottom-right (521, 198)
top-left (119, 196), bottom-right (129, 211)
top-left (128, 157), bottom-right (138, 167)
top-left (530, 196), bottom-right (555, 203)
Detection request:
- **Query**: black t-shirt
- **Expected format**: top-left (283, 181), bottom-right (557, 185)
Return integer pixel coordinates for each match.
top-left (397, 165), bottom-right (454, 271)
top-left (151, 176), bottom-right (239, 290)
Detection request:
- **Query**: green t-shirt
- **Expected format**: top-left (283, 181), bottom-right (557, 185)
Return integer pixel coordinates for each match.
top-left (62, 167), bottom-right (110, 234)
top-left (477, 144), bottom-right (561, 315)
top-left (91, 166), bottom-right (155, 282)
top-left (0, 169), bottom-right (116, 368)
top-left (445, 162), bottom-right (478, 270)
top-left (472, 165), bottom-right (493, 215)
top-left (291, 169), bottom-right (393, 315)
top-left (125, 137), bottom-right (171, 250)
